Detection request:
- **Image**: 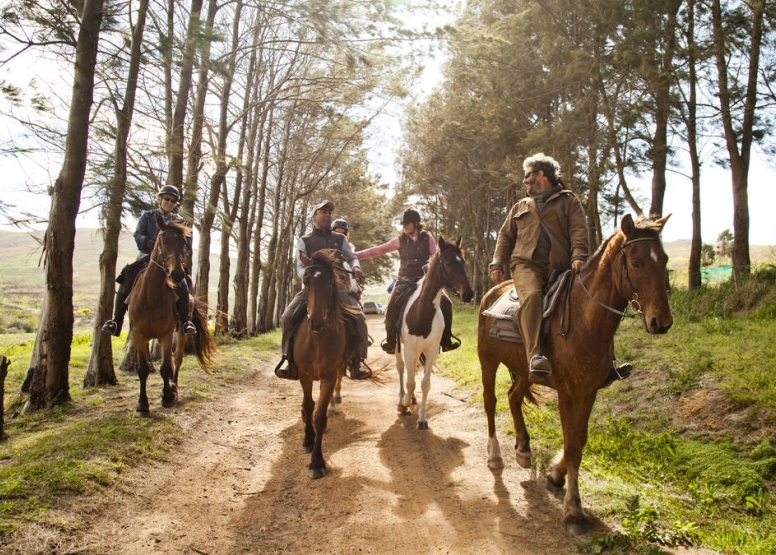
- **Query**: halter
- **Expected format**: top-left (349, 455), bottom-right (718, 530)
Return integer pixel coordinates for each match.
top-left (304, 262), bottom-right (337, 329)
top-left (428, 248), bottom-right (461, 294)
top-left (577, 236), bottom-right (659, 320)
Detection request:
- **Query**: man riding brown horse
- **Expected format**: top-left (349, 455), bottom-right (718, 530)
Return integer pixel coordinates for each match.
top-left (488, 153), bottom-right (631, 385)
top-left (275, 201), bottom-right (372, 381)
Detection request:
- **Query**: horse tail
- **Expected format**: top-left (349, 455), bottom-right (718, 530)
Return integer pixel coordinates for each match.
top-left (525, 385), bottom-right (540, 407)
top-left (191, 297), bottom-right (217, 371)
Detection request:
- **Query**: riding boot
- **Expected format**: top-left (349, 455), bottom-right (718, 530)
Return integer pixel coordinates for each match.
top-left (439, 294), bottom-right (460, 352)
top-left (102, 286), bottom-right (128, 336)
top-left (600, 359), bottom-right (633, 389)
top-left (381, 290), bottom-right (400, 354)
top-left (275, 340), bottom-right (299, 380)
top-left (176, 280), bottom-right (196, 335)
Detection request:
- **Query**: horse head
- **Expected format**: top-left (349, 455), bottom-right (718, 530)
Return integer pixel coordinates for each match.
top-left (616, 214), bottom-right (673, 334)
top-left (300, 250), bottom-right (339, 333)
top-left (155, 216), bottom-right (189, 283)
top-left (436, 236), bottom-right (474, 303)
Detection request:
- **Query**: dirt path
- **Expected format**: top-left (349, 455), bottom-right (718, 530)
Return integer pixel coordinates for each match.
top-left (58, 318), bottom-right (701, 554)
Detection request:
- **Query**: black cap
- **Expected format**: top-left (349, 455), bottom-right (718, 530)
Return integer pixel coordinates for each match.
top-left (402, 209), bottom-right (421, 225)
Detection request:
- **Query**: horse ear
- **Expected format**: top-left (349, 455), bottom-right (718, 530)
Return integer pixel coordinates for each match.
top-left (456, 236), bottom-right (462, 248)
top-left (300, 252), bottom-right (312, 266)
top-left (620, 214), bottom-right (635, 237)
top-left (438, 236), bottom-right (446, 249)
top-left (157, 215), bottom-right (166, 230)
top-left (654, 213), bottom-right (671, 232)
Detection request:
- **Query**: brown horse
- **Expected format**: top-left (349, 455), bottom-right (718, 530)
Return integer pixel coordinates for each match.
top-left (397, 237), bottom-right (474, 429)
top-left (295, 249), bottom-right (361, 478)
top-left (128, 217), bottom-right (216, 414)
top-left (478, 214), bottom-right (672, 535)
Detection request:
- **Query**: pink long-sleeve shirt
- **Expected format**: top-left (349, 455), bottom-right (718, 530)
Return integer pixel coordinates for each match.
top-left (356, 234), bottom-right (437, 260)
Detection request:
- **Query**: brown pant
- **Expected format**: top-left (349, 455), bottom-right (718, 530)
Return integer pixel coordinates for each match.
top-left (511, 263), bottom-right (548, 365)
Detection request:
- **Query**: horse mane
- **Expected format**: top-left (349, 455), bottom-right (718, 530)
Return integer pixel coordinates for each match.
top-left (308, 249), bottom-right (360, 319)
top-left (582, 216), bottom-right (662, 276)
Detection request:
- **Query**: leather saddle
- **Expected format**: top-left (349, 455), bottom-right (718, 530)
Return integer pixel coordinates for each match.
top-left (482, 269), bottom-right (573, 343)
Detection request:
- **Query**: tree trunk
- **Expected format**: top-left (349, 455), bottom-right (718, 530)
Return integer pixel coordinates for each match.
top-left (85, 0), bottom-right (149, 388)
top-left (684, 0), bottom-right (702, 291)
top-left (26, 0), bottom-right (104, 409)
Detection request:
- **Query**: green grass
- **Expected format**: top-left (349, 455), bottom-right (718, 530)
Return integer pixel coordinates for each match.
top-left (435, 273), bottom-right (776, 555)
top-left (0, 328), bottom-right (282, 535)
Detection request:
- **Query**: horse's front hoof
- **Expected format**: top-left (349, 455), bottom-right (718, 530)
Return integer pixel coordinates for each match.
top-left (515, 448), bottom-right (532, 469)
top-left (334, 395), bottom-right (342, 404)
top-left (416, 420), bottom-right (429, 430)
top-left (309, 467), bottom-right (326, 479)
top-left (136, 406), bottom-right (150, 416)
top-left (565, 520), bottom-right (590, 536)
top-left (412, 395), bottom-right (417, 405)
top-left (397, 404), bottom-right (410, 415)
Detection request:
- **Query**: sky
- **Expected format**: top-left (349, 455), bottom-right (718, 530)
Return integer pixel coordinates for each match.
top-left (2, 0), bottom-right (776, 247)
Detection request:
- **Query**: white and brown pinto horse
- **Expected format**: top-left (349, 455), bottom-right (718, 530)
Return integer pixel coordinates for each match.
top-left (396, 237), bottom-right (474, 429)
top-left (478, 214), bottom-right (673, 534)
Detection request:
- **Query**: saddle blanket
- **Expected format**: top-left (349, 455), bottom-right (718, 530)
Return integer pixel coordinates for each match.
top-left (482, 270), bottom-right (573, 344)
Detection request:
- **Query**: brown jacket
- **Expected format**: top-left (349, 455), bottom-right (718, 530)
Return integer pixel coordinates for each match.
top-left (490, 189), bottom-right (589, 274)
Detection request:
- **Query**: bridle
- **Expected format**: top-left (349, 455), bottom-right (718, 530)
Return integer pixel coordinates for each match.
top-left (577, 236), bottom-right (659, 319)
top-left (304, 262), bottom-right (337, 330)
top-left (150, 230), bottom-right (184, 277)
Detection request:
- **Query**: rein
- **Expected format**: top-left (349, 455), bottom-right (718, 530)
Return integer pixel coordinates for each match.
top-left (151, 233), bottom-right (183, 277)
top-left (576, 236), bottom-right (659, 321)
top-left (304, 262), bottom-right (338, 330)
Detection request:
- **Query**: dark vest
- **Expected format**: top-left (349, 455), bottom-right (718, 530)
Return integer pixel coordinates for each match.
top-left (302, 227), bottom-right (346, 256)
top-left (399, 230), bottom-right (431, 280)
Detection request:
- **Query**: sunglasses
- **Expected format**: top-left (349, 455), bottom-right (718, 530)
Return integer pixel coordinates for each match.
top-left (524, 170), bottom-right (539, 179)
top-left (161, 196), bottom-right (178, 203)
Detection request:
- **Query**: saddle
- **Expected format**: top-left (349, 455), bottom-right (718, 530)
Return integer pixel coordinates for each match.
top-left (482, 269), bottom-right (574, 343)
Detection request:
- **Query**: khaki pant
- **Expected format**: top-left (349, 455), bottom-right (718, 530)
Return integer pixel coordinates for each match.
top-left (511, 262), bottom-right (549, 365)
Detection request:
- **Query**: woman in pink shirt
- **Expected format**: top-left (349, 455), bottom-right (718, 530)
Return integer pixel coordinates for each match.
top-left (357, 209), bottom-right (460, 354)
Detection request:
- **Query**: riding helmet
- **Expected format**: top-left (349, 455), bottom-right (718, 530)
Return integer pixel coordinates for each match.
top-left (401, 209), bottom-right (421, 226)
top-left (332, 218), bottom-right (349, 232)
top-left (158, 185), bottom-right (181, 200)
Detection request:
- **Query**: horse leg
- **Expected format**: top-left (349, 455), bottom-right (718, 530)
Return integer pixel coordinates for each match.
top-left (480, 352), bottom-right (503, 469)
top-left (300, 377), bottom-right (316, 455)
top-left (159, 335), bottom-right (176, 408)
top-left (310, 378), bottom-right (335, 479)
top-left (334, 371), bottom-right (343, 403)
top-left (551, 390), bottom-right (597, 535)
top-left (134, 339), bottom-right (151, 415)
top-left (401, 347), bottom-right (416, 411)
top-left (416, 350), bottom-right (437, 430)
top-left (508, 374), bottom-right (533, 468)
top-left (395, 351), bottom-right (410, 415)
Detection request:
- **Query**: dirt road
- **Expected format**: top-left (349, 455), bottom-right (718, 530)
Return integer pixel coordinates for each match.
top-left (59, 318), bottom-right (618, 554)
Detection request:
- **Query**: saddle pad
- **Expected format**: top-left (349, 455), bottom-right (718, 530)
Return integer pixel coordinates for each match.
top-left (482, 270), bottom-right (574, 344)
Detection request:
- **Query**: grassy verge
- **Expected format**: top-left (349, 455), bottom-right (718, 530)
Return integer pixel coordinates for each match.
top-left (0, 329), bottom-right (281, 536)
top-left (437, 273), bottom-right (776, 554)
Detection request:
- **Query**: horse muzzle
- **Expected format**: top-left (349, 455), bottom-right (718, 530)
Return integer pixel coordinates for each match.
top-left (308, 318), bottom-right (325, 333)
top-left (170, 268), bottom-right (185, 282)
top-left (644, 313), bottom-right (673, 334)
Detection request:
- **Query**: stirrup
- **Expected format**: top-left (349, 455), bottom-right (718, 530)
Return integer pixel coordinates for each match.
top-left (274, 357), bottom-right (299, 380)
top-left (601, 362), bottom-right (633, 389)
top-left (529, 354), bottom-right (552, 380)
top-left (102, 320), bottom-right (119, 336)
top-left (348, 359), bottom-right (372, 380)
top-left (381, 337), bottom-right (395, 355)
top-left (440, 333), bottom-right (461, 352)
top-left (183, 321), bottom-right (197, 335)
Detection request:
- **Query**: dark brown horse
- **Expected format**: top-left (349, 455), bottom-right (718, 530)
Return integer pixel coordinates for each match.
top-left (397, 237), bottom-right (474, 429)
top-left (478, 214), bottom-right (672, 535)
top-left (295, 249), bottom-right (362, 478)
top-left (128, 217), bottom-right (216, 414)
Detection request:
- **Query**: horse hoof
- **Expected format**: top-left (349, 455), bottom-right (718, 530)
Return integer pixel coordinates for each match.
top-left (334, 395), bottom-right (342, 404)
top-left (545, 475), bottom-right (565, 492)
top-left (397, 404), bottom-right (410, 415)
top-left (515, 449), bottom-right (532, 469)
top-left (309, 467), bottom-right (326, 479)
top-left (566, 521), bottom-right (590, 536)
top-left (412, 395), bottom-right (417, 405)
top-left (487, 457), bottom-right (504, 470)
top-left (416, 420), bottom-right (429, 430)
top-left (136, 407), bottom-right (150, 417)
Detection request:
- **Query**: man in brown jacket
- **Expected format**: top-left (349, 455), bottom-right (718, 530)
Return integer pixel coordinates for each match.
top-left (488, 153), bottom-right (589, 381)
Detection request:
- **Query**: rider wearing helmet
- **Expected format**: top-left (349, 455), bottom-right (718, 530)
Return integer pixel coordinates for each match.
top-left (102, 185), bottom-right (196, 337)
top-left (356, 208), bottom-right (461, 355)
top-left (275, 203), bottom-right (372, 381)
